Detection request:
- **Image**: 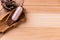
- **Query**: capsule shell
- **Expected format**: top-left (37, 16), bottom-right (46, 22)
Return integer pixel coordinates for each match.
top-left (12, 6), bottom-right (23, 21)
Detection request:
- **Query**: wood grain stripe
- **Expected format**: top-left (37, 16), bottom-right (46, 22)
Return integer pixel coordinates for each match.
top-left (24, 0), bottom-right (60, 5)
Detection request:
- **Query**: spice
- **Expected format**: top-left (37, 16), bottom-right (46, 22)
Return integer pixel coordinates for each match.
top-left (7, 6), bottom-right (23, 26)
top-left (1, 0), bottom-right (17, 11)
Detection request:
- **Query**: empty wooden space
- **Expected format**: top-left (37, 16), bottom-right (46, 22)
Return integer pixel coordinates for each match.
top-left (23, 0), bottom-right (60, 13)
top-left (1, 27), bottom-right (60, 40)
top-left (24, 0), bottom-right (60, 5)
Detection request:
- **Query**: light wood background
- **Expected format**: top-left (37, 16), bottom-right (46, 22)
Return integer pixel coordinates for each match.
top-left (0, 0), bottom-right (60, 40)
top-left (23, 0), bottom-right (60, 13)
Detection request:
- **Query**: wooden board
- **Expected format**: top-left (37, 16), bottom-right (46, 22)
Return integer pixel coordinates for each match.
top-left (23, 0), bottom-right (60, 12)
top-left (0, 0), bottom-right (60, 40)
top-left (24, 0), bottom-right (60, 5)
top-left (1, 27), bottom-right (60, 40)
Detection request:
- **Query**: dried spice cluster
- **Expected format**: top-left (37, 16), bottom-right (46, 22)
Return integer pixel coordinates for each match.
top-left (1, 0), bottom-right (17, 11)
top-left (0, 0), bottom-right (26, 33)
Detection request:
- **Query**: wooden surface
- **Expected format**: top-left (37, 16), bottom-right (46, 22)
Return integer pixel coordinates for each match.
top-left (1, 27), bottom-right (60, 40)
top-left (0, 0), bottom-right (60, 40)
top-left (23, 0), bottom-right (60, 13)
top-left (0, 13), bottom-right (60, 40)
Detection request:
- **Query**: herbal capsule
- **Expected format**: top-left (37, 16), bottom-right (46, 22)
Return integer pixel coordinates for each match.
top-left (12, 6), bottom-right (23, 21)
